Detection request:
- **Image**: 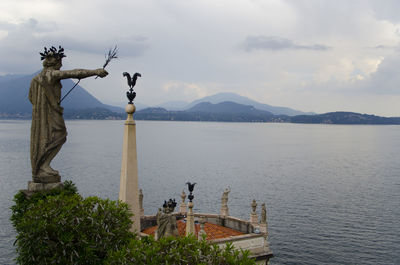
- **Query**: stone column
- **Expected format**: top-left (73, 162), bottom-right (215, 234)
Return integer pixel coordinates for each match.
top-left (119, 103), bottom-right (140, 234)
top-left (185, 201), bottom-right (195, 236)
top-left (250, 199), bottom-right (258, 226)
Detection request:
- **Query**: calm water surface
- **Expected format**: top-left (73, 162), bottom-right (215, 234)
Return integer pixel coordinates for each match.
top-left (0, 120), bottom-right (399, 264)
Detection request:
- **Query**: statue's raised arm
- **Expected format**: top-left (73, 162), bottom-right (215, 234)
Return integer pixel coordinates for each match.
top-left (28, 46), bottom-right (108, 190)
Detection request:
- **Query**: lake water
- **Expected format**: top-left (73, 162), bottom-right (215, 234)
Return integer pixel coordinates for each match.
top-left (1, 120), bottom-right (399, 264)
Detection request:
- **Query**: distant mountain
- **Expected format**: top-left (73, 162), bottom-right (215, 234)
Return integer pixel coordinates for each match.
top-left (0, 72), bottom-right (123, 117)
top-left (135, 101), bottom-right (285, 122)
top-left (291, 112), bottom-right (400, 124)
top-left (187, 101), bottom-right (273, 115)
top-left (184, 92), bottom-right (313, 116)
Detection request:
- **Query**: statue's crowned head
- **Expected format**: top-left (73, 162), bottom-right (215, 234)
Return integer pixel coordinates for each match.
top-left (40, 46), bottom-right (66, 69)
top-left (162, 199), bottom-right (177, 214)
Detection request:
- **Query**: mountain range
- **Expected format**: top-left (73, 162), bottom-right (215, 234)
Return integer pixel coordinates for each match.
top-left (1, 72), bottom-right (399, 124)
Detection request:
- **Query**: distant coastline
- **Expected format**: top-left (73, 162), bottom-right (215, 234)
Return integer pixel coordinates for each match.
top-left (2, 106), bottom-right (400, 125)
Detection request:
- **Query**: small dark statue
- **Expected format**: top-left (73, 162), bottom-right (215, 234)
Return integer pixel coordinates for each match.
top-left (29, 46), bottom-right (108, 186)
top-left (156, 198), bottom-right (179, 239)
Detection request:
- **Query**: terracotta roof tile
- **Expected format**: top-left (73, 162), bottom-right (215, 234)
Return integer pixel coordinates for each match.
top-left (142, 220), bottom-right (243, 240)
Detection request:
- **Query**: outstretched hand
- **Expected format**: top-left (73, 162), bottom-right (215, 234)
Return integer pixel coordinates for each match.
top-left (96, 69), bottom-right (108, 78)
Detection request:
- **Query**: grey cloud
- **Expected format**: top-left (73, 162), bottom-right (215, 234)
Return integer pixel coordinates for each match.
top-left (0, 18), bottom-right (149, 74)
top-left (369, 45), bottom-right (400, 52)
top-left (54, 35), bottom-right (149, 58)
top-left (242, 36), bottom-right (330, 52)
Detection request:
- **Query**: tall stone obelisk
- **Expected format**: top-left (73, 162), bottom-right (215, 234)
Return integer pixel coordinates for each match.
top-left (185, 182), bottom-right (196, 236)
top-left (119, 72), bottom-right (141, 234)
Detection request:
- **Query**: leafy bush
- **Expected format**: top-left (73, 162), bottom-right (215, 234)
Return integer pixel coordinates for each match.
top-left (105, 235), bottom-right (256, 265)
top-left (11, 180), bottom-right (78, 227)
top-left (11, 181), bottom-right (134, 265)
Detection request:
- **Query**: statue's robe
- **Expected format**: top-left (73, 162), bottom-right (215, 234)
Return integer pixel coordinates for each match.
top-left (157, 212), bottom-right (179, 238)
top-left (29, 70), bottom-right (67, 181)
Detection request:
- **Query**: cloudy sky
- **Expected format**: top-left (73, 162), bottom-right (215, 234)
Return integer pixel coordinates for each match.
top-left (1, 0), bottom-right (400, 116)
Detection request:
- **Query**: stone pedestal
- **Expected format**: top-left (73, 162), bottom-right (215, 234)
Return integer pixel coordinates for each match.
top-left (119, 104), bottom-right (140, 234)
top-left (250, 213), bottom-right (258, 226)
top-left (220, 205), bottom-right (229, 217)
top-left (259, 222), bottom-right (268, 235)
top-left (186, 201), bottom-right (195, 236)
top-left (28, 181), bottom-right (63, 192)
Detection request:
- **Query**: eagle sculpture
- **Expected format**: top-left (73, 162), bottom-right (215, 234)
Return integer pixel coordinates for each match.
top-left (186, 182), bottom-right (196, 192)
top-left (123, 72), bottom-right (141, 103)
top-left (186, 182), bottom-right (196, 202)
top-left (123, 72), bottom-right (141, 89)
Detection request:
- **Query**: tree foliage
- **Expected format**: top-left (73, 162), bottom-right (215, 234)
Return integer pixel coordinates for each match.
top-left (105, 235), bottom-right (256, 265)
top-left (11, 181), bottom-right (134, 265)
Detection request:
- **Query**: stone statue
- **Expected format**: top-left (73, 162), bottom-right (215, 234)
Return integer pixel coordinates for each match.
top-left (220, 187), bottom-right (231, 216)
top-left (261, 203), bottom-right (267, 224)
top-left (29, 46), bottom-right (108, 186)
top-left (139, 189), bottom-right (144, 216)
top-left (251, 199), bottom-right (257, 214)
top-left (221, 187), bottom-right (231, 206)
top-left (156, 199), bottom-right (179, 239)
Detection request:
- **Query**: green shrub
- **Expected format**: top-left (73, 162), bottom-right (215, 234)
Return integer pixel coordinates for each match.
top-left (11, 182), bottom-right (134, 265)
top-left (105, 235), bottom-right (256, 265)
